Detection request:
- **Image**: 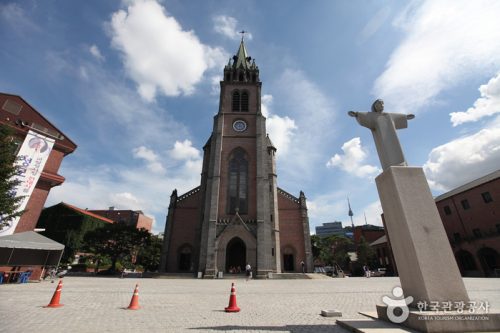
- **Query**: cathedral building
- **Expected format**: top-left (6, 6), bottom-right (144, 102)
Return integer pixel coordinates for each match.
top-left (159, 40), bottom-right (313, 278)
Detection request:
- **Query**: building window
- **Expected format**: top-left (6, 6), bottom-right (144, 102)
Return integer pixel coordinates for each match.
top-left (232, 90), bottom-right (240, 111)
top-left (461, 199), bottom-right (470, 210)
top-left (228, 148), bottom-right (248, 214)
top-left (241, 91), bottom-right (249, 111)
top-left (231, 90), bottom-right (249, 112)
top-left (443, 205), bottom-right (452, 215)
top-left (472, 228), bottom-right (482, 238)
top-left (481, 192), bottom-right (493, 203)
top-left (453, 233), bottom-right (461, 242)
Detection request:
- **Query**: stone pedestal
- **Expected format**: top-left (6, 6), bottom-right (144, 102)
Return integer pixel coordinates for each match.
top-left (376, 166), bottom-right (468, 307)
top-left (376, 305), bottom-right (500, 333)
top-left (375, 166), bottom-right (500, 332)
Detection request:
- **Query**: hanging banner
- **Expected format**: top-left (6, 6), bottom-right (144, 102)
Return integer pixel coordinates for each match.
top-left (0, 130), bottom-right (55, 236)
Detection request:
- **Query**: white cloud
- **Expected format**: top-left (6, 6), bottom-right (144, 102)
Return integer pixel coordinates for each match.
top-left (359, 6), bottom-right (391, 42)
top-left (109, 0), bottom-right (226, 101)
top-left (423, 127), bottom-right (500, 191)
top-left (213, 15), bottom-right (252, 41)
top-left (360, 201), bottom-right (383, 227)
top-left (169, 139), bottom-right (201, 160)
top-left (261, 94), bottom-right (297, 156)
top-left (0, 3), bottom-right (39, 33)
top-left (266, 116), bottom-right (297, 156)
top-left (450, 73), bottom-right (500, 126)
top-left (326, 137), bottom-right (380, 178)
top-left (261, 94), bottom-right (273, 117)
top-left (133, 146), bottom-right (166, 174)
top-left (110, 192), bottom-right (141, 209)
top-left (374, 0), bottom-right (500, 113)
top-left (268, 69), bottom-right (338, 182)
top-left (210, 75), bottom-right (222, 95)
top-left (89, 44), bottom-right (105, 61)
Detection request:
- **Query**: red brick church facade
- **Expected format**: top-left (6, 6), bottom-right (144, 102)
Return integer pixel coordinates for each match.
top-left (159, 40), bottom-right (313, 277)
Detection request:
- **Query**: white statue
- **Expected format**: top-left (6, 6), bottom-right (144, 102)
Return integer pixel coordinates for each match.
top-left (348, 99), bottom-right (415, 171)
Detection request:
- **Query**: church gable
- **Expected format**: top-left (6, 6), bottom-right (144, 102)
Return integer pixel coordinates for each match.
top-left (277, 188), bottom-right (301, 209)
top-left (175, 186), bottom-right (201, 208)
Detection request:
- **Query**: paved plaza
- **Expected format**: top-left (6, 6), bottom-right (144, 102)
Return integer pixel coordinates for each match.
top-left (1, 276), bottom-right (499, 333)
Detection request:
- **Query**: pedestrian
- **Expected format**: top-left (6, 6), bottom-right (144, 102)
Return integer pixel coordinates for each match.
top-left (363, 264), bottom-right (371, 278)
top-left (245, 263), bottom-right (252, 281)
top-left (301, 260), bottom-right (305, 274)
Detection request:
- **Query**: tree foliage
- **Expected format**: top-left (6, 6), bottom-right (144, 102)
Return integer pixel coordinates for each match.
top-left (311, 234), bottom-right (353, 269)
top-left (0, 125), bottom-right (23, 230)
top-left (136, 234), bottom-right (163, 272)
top-left (356, 236), bottom-right (378, 268)
top-left (83, 223), bottom-right (151, 272)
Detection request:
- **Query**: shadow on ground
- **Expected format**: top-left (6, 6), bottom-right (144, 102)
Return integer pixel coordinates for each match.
top-left (189, 324), bottom-right (348, 332)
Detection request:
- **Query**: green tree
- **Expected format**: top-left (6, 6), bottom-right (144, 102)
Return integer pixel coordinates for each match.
top-left (0, 125), bottom-right (23, 230)
top-left (136, 234), bottom-right (162, 272)
top-left (311, 234), bottom-right (352, 270)
top-left (83, 223), bottom-right (151, 272)
top-left (356, 236), bottom-right (378, 268)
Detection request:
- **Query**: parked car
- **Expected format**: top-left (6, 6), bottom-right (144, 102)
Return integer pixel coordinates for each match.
top-left (370, 268), bottom-right (386, 277)
top-left (324, 266), bottom-right (334, 276)
top-left (313, 266), bottom-right (326, 274)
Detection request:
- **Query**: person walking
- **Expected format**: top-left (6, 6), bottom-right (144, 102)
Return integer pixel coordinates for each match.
top-left (245, 263), bottom-right (252, 281)
top-left (301, 261), bottom-right (305, 274)
top-left (363, 264), bottom-right (371, 278)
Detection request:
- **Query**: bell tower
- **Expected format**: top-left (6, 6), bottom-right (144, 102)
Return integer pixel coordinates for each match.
top-left (198, 38), bottom-right (281, 278)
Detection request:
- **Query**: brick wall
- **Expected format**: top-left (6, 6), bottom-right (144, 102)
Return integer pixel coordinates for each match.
top-left (278, 193), bottom-right (306, 273)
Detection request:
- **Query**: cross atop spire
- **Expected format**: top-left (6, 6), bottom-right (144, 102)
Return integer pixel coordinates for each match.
top-left (239, 30), bottom-right (247, 41)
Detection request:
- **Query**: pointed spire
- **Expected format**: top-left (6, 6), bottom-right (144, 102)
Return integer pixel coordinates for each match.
top-left (234, 39), bottom-right (251, 70)
top-left (223, 35), bottom-right (259, 83)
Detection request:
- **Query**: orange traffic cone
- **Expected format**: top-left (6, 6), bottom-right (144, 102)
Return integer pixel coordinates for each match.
top-left (45, 279), bottom-right (64, 308)
top-left (126, 284), bottom-right (140, 310)
top-left (224, 282), bottom-right (240, 312)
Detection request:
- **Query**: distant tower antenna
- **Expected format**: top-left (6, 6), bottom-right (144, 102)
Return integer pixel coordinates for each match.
top-left (364, 212), bottom-right (368, 225)
top-left (347, 197), bottom-right (354, 229)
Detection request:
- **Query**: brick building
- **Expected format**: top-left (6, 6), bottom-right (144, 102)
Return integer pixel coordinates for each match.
top-left (159, 40), bottom-right (313, 278)
top-left (372, 169), bottom-right (499, 277)
top-left (37, 202), bottom-right (114, 261)
top-left (88, 207), bottom-right (153, 232)
top-left (435, 169), bottom-right (499, 277)
top-left (0, 93), bottom-right (76, 234)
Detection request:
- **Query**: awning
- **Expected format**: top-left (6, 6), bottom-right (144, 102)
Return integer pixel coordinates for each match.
top-left (0, 231), bottom-right (64, 266)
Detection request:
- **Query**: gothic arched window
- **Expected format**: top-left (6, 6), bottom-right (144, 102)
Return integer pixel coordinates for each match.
top-left (241, 91), bottom-right (249, 111)
top-left (232, 90), bottom-right (240, 111)
top-left (228, 148), bottom-right (248, 214)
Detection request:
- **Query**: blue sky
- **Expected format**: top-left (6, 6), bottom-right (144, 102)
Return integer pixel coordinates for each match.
top-left (1, 0), bottom-right (499, 234)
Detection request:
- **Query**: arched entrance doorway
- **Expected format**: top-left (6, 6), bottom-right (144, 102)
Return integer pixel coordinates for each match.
top-left (477, 247), bottom-right (499, 276)
top-left (455, 250), bottom-right (477, 276)
top-left (178, 245), bottom-right (192, 271)
top-left (226, 237), bottom-right (246, 273)
top-left (283, 247), bottom-right (295, 272)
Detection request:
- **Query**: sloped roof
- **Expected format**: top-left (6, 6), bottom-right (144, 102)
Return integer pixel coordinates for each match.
top-left (434, 169), bottom-right (500, 202)
top-left (0, 231), bottom-right (64, 250)
top-left (61, 202), bottom-right (114, 223)
top-left (370, 235), bottom-right (387, 246)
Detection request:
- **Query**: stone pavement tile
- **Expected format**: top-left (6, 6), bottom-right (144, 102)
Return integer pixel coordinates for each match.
top-left (0, 277), bottom-right (499, 333)
top-left (337, 318), bottom-right (420, 333)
